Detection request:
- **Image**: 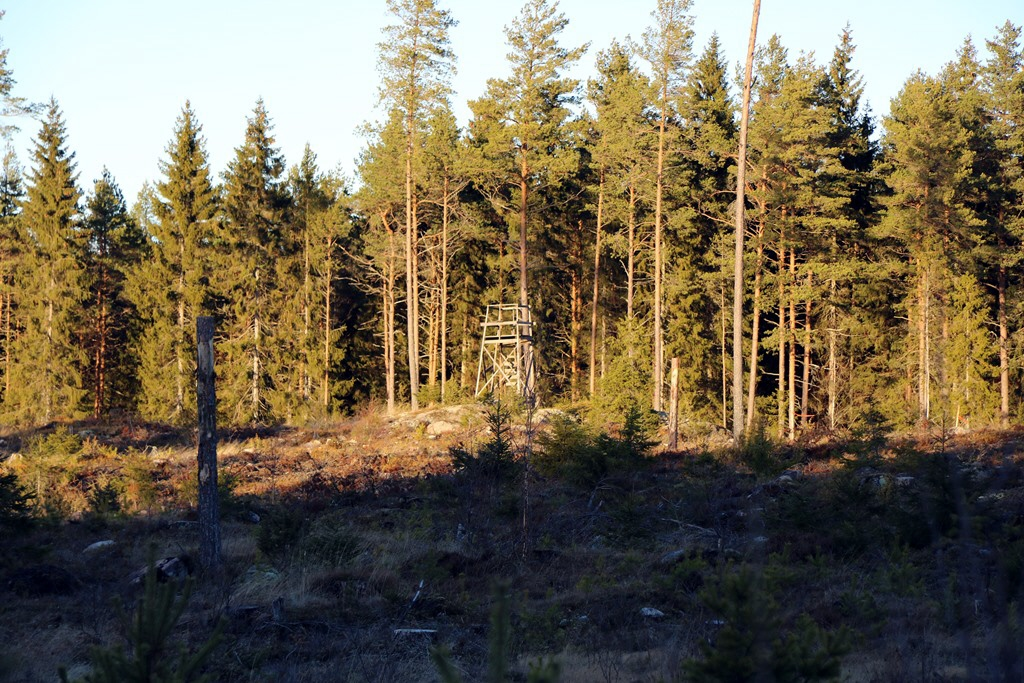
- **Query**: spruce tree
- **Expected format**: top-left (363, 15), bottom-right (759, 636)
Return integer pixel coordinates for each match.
top-left (130, 102), bottom-right (217, 424)
top-left (0, 145), bottom-right (23, 403)
top-left (670, 33), bottom-right (735, 424)
top-left (82, 170), bottom-right (147, 417)
top-left (220, 99), bottom-right (291, 425)
top-left (8, 100), bottom-right (85, 423)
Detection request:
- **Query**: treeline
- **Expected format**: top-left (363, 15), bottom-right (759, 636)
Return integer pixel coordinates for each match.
top-left (0, 0), bottom-right (1022, 435)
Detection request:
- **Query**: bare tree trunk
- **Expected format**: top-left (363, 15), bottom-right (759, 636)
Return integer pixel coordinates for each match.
top-left (919, 262), bottom-right (929, 422)
top-left (441, 175), bottom-right (450, 403)
top-left (589, 169), bottom-right (604, 397)
top-left (733, 0), bottom-right (760, 439)
top-left (405, 127), bottom-right (419, 411)
top-left (252, 306), bottom-right (260, 423)
top-left (788, 249), bottom-right (796, 441)
top-left (746, 240), bottom-right (763, 423)
top-left (386, 218), bottom-right (397, 416)
top-left (323, 245), bottom-right (333, 410)
top-left (777, 239), bottom-right (787, 440)
top-left (460, 275), bottom-right (470, 391)
top-left (627, 184), bottom-right (637, 320)
top-left (3, 287), bottom-right (10, 400)
top-left (721, 284), bottom-right (728, 429)
top-left (828, 278), bottom-right (838, 431)
top-left (669, 357), bottom-right (679, 450)
top-left (517, 152), bottom-right (536, 400)
top-left (801, 273), bottom-right (812, 428)
top-left (999, 259), bottom-right (1009, 428)
top-left (196, 316), bottom-right (221, 572)
top-left (176, 240), bottom-right (186, 419)
top-left (654, 91), bottom-right (666, 412)
top-left (302, 203), bottom-right (311, 402)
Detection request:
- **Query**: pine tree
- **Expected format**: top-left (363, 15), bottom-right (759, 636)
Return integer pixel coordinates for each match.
top-left (880, 46), bottom-right (988, 425)
top-left (220, 99), bottom-right (292, 425)
top-left (82, 170), bottom-right (147, 417)
top-left (8, 100), bottom-right (85, 423)
top-left (420, 105), bottom-right (468, 402)
top-left (356, 109), bottom-right (408, 414)
top-left (587, 40), bottom-right (654, 396)
top-left (0, 10), bottom-right (40, 140)
top-left (378, 0), bottom-right (457, 412)
top-left (982, 21), bottom-right (1024, 426)
top-left (468, 0), bottom-right (587, 399)
top-left (130, 102), bottom-right (217, 424)
top-left (640, 0), bottom-right (694, 412)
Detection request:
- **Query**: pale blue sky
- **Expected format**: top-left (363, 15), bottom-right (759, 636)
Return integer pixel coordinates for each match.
top-left (2, 0), bottom-right (1021, 203)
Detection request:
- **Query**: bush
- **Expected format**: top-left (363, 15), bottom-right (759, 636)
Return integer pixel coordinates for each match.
top-left (450, 398), bottom-right (521, 486)
top-left (299, 512), bottom-right (364, 567)
top-left (684, 568), bottom-right (848, 682)
top-left (59, 559), bottom-right (222, 683)
top-left (534, 404), bottom-right (655, 489)
top-left (0, 471), bottom-right (34, 537)
top-left (257, 506), bottom-right (306, 558)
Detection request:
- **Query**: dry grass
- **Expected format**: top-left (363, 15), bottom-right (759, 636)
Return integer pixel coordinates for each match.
top-left (2, 409), bottom-right (1024, 681)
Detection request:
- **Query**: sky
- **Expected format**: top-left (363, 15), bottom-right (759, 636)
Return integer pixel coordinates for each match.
top-left (1, 0), bottom-right (1021, 203)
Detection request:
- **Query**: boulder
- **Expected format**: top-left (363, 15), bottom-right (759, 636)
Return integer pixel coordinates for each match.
top-left (129, 555), bottom-right (193, 586)
top-left (83, 540), bottom-right (116, 554)
top-left (640, 607), bottom-right (666, 619)
top-left (426, 420), bottom-right (458, 436)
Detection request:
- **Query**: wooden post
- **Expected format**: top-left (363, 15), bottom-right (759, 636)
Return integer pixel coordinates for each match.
top-left (668, 357), bottom-right (679, 451)
top-left (196, 316), bottom-right (221, 571)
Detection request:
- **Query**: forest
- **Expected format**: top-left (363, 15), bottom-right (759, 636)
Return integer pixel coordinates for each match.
top-left (0, 0), bottom-right (1022, 439)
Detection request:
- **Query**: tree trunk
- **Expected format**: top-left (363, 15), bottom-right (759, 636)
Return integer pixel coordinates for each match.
top-left (176, 239), bottom-right (186, 419)
top-left (919, 261), bottom-right (929, 422)
top-left (385, 215), bottom-right (397, 416)
top-left (733, 0), bottom-right (760, 439)
top-left (302, 201), bottom-right (311, 402)
top-left (196, 316), bottom-right (221, 572)
top-left (405, 123), bottom-right (419, 411)
top-left (323, 243), bottom-right (333, 410)
top-left (746, 240), bottom-right (763, 423)
top-left (828, 278), bottom-right (838, 431)
top-left (721, 284), bottom-right (728, 429)
top-left (777, 238), bottom-right (787, 440)
top-left (668, 357), bottom-right (679, 450)
top-left (519, 150), bottom-right (534, 398)
top-left (589, 168), bottom-right (604, 397)
top-left (627, 184), bottom-right (636, 320)
top-left (999, 260), bottom-right (1009, 428)
top-left (441, 175), bottom-right (450, 403)
top-left (800, 272), bottom-right (812, 428)
top-left (653, 87), bottom-right (667, 412)
top-left (788, 249), bottom-right (796, 441)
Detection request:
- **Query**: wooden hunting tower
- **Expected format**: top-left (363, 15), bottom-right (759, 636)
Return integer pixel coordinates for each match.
top-left (475, 303), bottom-right (535, 398)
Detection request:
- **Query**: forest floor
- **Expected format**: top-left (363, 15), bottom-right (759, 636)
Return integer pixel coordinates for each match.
top-left (2, 405), bottom-right (1024, 682)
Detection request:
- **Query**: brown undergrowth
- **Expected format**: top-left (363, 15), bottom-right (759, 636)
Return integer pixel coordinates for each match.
top-left (2, 408), bottom-right (1024, 682)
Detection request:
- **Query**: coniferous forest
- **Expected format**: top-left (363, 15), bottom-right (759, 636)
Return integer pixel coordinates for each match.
top-left (0, 1), bottom-right (1021, 435)
top-left (5, 3), bottom-right (1024, 682)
